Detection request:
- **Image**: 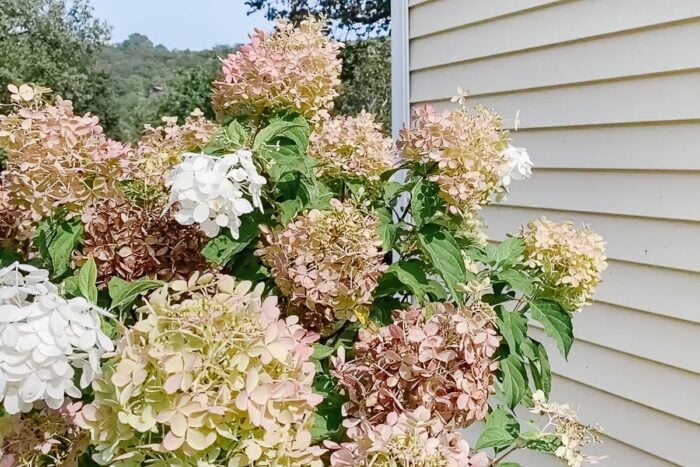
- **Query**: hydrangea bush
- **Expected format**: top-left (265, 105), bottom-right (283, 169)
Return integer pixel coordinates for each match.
top-left (0, 18), bottom-right (607, 467)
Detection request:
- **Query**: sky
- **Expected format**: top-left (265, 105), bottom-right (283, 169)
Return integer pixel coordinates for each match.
top-left (90, 0), bottom-right (273, 50)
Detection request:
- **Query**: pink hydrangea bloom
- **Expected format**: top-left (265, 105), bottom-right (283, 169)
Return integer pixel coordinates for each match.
top-left (327, 407), bottom-right (490, 467)
top-left (213, 18), bottom-right (342, 120)
top-left (333, 303), bottom-right (500, 430)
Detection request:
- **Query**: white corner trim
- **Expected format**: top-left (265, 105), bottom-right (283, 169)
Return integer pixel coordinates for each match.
top-left (391, 0), bottom-right (410, 140)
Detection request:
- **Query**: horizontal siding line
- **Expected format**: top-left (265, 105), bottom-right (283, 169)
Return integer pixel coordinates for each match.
top-left (529, 320), bottom-right (700, 376)
top-left (594, 433), bottom-right (682, 467)
top-left (408, 0), bottom-right (572, 40)
top-left (408, 0), bottom-right (432, 7)
top-left (551, 373), bottom-right (695, 463)
top-left (531, 166), bottom-right (700, 175)
top-left (498, 200), bottom-right (700, 224)
top-left (409, 15), bottom-right (700, 72)
top-left (411, 66), bottom-right (700, 104)
top-left (487, 203), bottom-right (700, 227)
top-left (548, 361), bottom-right (700, 427)
top-left (509, 118), bottom-right (700, 132)
top-left (594, 297), bottom-right (700, 326)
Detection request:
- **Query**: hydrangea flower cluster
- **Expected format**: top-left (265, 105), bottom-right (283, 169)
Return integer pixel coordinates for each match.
top-left (328, 407), bottom-right (490, 467)
top-left (135, 109), bottom-right (216, 184)
top-left (79, 273), bottom-right (324, 466)
top-left (531, 391), bottom-right (606, 467)
top-left (398, 104), bottom-right (527, 225)
top-left (213, 18), bottom-right (342, 120)
top-left (0, 84), bottom-right (132, 223)
top-left (0, 179), bottom-right (32, 248)
top-left (79, 197), bottom-right (209, 286)
top-left (259, 199), bottom-right (387, 333)
top-left (0, 400), bottom-right (86, 466)
top-left (166, 151), bottom-right (266, 238)
top-left (332, 303), bottom-right (500, 430)
top-left (521, 218), bottom-right (608, 311)
top-left (0, 263), bottom-right (113, 414)
top-left (309, 111), bottom-right (395, 180)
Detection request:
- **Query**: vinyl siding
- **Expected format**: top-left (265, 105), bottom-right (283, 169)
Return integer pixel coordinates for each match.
top-left (406, 1), bottom-right (700, 465)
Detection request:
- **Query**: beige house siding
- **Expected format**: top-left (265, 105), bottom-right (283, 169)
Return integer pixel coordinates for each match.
top-left (405, 1), bottom-right (700, 465)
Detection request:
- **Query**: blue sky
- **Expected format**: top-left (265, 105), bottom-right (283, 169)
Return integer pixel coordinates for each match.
top-left (91, 0), bottom-right (273, 50)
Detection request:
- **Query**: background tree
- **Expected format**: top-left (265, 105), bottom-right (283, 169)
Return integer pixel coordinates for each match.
top-left (0, 0), bottom-right (111, 118)
top-left (245, 0), bottom-right (390, 38)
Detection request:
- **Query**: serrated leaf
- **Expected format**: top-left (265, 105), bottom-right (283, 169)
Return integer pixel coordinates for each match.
top-left (278, 199), bottom-right (303, 224)
top-left (486, 407), bottom-right (520, 438)
top-left (77, 258), bottom-right (98, 304)
top-left (500, 355), bottom-right (528, 408)
top-left (497, 269), bottom-right (533, 296)
top-left (312, 344), bottom-right (336, 360)
top-left (201, 218), bottom-right (259, 266)
top-left (376, 259), bottom-right (430, 301)
top-left (529, 300), bottom-right (574, 358)
top-left (417, 224), bottom-right (466, 305)
top-left (410, 180), bottom-right (442, 228)
top-left (254, 113), bottom-right (309, 154)
top-left (487, 237), bottom-right (525, 265)
top-left (496, 312), bottom-right (527, 354)
top-left (108, 277), bottom-right (164, 314)
top-left (376, 207), bottom-right (398, 251)
top-left (476, 427), bottom-right (516, 450)
top-left (45, 218), bottom-right (83, 278)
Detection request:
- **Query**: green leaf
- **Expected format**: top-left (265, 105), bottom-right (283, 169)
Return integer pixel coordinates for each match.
top-left (496, 312), bottom-right (528, 355)
top-left (77, 258), bottom-right (98, 304)
top-left (204, 120), bottom-right (250, 154)
top-left (312, 344), bottom-right (336, 360)
top-left (201, 218), bottom-right (260, 266)
top-left (48, 219), bottom-right (83, 278)
top-left (254, 113), bottom-right (310, 154)
top-left (521, 432), bottom-right (562, 453)
top-left (370, 296), bottom-right (402, 326)
top-left (382, 181), bottom-right (404, 205)
top-left (263, 147), bottom-right (317, 182)
top-left (476, 427), bottom-right (516, 450)
top-left (376, 259), bottom-right (430, 300)
top-left (417, 224), bottom-right (466, 305)
top-left (497, 269), bottom-right (533, 296)
top-left (487, 237), bottom-right (525, 265)
top-left (108, 277), bottom-right (164, 314)
top-left (425, 279), bottom-right (448, 301)
top-left (529, 300), bottom-right (574, 358)
top-left (525, 339), bottom-right (552, 395)
top-left (499, 463), bottom-right (521, 467)
top-left (0, 249), bottom-right (20, 267)
top-left (410, 180), bottom-right (442, 228)
top-left (278, 199), bottom-right (303, 225)
top-left (62, 276), bottom-right (81, 297)
top-left (311, 373), bottom-right (345, 443)
top-left (486, 407), bottom-right (520, 438)
top-left (500, 355), bottom-right (528, 408)
top-left (225, 120), bottom-right (248, 147)
top-left (376, 208), bottom-right (397, 251)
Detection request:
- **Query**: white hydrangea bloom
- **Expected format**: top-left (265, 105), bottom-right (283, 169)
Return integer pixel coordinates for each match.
top-left (166, 150), bottom-right (266, 238)
top-left (0, 263), bottom-right (114, 414)
top-left (500, 144), bottom-right (533, 186)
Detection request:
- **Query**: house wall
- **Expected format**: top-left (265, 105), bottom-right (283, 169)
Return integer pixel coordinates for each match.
top-left (403, 0), bottom-right (700, 465)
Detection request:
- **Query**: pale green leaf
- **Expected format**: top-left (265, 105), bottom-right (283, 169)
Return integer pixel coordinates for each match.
top-left (529, 300), bottom-right (573, 358)
top-left (417, 224), bottom-right (466, 304)
top-left (77, 258), bottom-right (98, 304)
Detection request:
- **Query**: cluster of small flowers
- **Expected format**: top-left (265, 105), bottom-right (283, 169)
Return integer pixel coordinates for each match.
top-left (166, 151), bottom-right (266, 238)
top-left (521, 218), bottom-right (608, 311)
top-left (328, 407), bottom-right (490, 467)
top-left (78, 197), bottom-right (209, 286)
top-left (0, 84), bottom-right (132, 223)
top-left (0, 263), bottom-right (113, 415)
top-left (398, 104), bottom-right (531, 225)
top-left (531, 390), bottom-right (606, 467)
top-left (332, 303), bottom-right (500, 430)
top-left (0, 400), bottom-right (86, 466)
top-left (213, 18), bottom-right (342, 120)
top-left (259, 199), bottom-right (387, 333)
top-left (309, 111), bottom-right (395, 180)
top-left (0, 178), bottom-right (33, 248)
top-left (135, 109), bottom-right (216, 185)
top-left (79, 273), bottom-right (324, 466)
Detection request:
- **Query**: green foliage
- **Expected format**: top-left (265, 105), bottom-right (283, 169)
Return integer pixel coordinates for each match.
top-left (0, 0), bottom-right (111, 119)
top-left (201, 217), bottom-right (261, 266)
top-left (107, 277), bottom-right (164, 315)
top-left (33, 214), bottom-right (84, 279)
top-left (476, 408), bottom-right (520, 450)
top-left (529, 300), bottom-right (574, 358)
top-left (417, 224), bottom-right (466, 305)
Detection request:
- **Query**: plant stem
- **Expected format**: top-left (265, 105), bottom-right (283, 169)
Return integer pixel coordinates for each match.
top-left (489, 445), bottom-right (520, 466)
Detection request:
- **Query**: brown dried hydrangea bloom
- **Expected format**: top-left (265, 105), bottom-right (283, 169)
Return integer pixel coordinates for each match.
top-left (309, 111), bottom-right (394, 180)
top-left (0, 399), bottom-right (87, 466)
top-left (398, 104), bottom-right (510, 225)
top-left (78, 197), bottom-right (209, 287)
top-left (332, 303), bottom-right (500, 431)
top-left (258, 199), bottom-right (387, 333)
top-left (135, 109), bottom-right (216, 184)
top-left (0, 178), bottom-right (33, 249)
top-left (0, 85), bottom-right (133, 223)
